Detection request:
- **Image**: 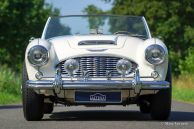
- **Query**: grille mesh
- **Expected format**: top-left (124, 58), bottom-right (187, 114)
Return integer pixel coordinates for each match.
top-left (59, 56), bottom-right (137, 78)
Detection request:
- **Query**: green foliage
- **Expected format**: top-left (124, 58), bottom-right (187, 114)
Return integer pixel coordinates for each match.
top-left (0, 92), bottom-right (21, 105)
top-left (83, 5), bottom-right (106, 29)
top-left (0, 48), bottom-right (11, 65)
top-left (90, 0), bottom-right (194, 74)
top-left (109, 0), bottom-right (194, 54)
top-left (108, 17), bottom-right (147, 37)
top-left (83, 4), bottom-right (104, 14)
top-left (172, 86), bottom-right (194, 103)
top-left (45, 18), bottom-right (71, 39)
top-left (0, 0), bottom-right (56, 71)
top-left (169, 51), bottom-right (181, 75)
top-left (179, 47), bottom-right (194, 75)
top-left (173, 74), bottom-right (194, 103)
top-left (0, 65), bottom-right (21, 104)
top-left (0, 65), bottom-right (21, 95)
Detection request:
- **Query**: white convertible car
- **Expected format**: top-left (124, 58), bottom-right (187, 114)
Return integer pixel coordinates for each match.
top-left (22, 15), bottom-right (171, 121)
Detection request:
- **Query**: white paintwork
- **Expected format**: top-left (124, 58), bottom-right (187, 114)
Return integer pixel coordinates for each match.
top-left (25, 15), bottom-right (168, 85)
top-left (24, 15), bottom-right (170, 102)
top-left (25, 35), bottom-right (168, 81)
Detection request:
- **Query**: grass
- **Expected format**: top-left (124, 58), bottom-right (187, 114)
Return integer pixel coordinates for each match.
top-left (172, 74), bottom-right (194, 103)
top-left (0, 92), bottom-right (21, 105)
top-left (0, 65), bottom-right (21, 105)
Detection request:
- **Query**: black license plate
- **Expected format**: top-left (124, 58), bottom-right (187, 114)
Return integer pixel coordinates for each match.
top-left (75, 91), bottom-right (121, 103)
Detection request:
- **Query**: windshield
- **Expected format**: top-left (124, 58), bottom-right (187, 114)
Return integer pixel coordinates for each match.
top-left (42, 15), bottom-right (151, 39)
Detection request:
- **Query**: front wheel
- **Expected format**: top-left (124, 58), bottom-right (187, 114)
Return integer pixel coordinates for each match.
top-left (22, 63), bottom-right (44, 121)
top-left (140, 102), bottom-right (151, 114)
top-left (150, 64), bottom-right (172, 120)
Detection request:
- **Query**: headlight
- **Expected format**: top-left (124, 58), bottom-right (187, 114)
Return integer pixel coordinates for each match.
top-left (64, 59), bottom-right (79, 76)
top-left (27, 45), bottom-right (49, 66)
top-left (145, 44), bottom-right (166, 65)
top-left (116, 59), bottom-right (132, 76)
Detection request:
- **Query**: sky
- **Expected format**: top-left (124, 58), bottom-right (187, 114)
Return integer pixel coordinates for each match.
top-left (46, 0), bottom-right (112, 15)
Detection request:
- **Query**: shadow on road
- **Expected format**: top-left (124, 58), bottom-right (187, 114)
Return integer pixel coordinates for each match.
top-left (47, 110), bottom-right (150, 121)
top-left (46, 110), bottom-right (194, 121)
top-left (0, 105), bottom-right (22, 110)
top-left (0, 105), bottom-right (193, 121)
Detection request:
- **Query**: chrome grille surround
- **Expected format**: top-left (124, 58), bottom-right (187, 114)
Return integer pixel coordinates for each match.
top-left (78, 40), bottom-right (116, 45)
top-left (58, 56), bottom-right (137, 78)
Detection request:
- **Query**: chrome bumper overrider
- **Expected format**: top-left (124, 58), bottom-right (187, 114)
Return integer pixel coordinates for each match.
top-left (26, 69), bottom-right (170, 94)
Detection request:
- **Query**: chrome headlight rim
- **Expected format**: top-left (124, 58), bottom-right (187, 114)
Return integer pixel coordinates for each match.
top-left (64, 59), bottom-right (79, 76)
top-left (116, 59), bottom-right (133, 75)
top-left (145, 44), bottom-right (166, 65)
top-left (27, 45), bottom-right (49, 67)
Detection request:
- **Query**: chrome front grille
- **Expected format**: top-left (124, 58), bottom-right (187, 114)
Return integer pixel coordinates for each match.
top-left (59, 56), bottom-right (137, 78)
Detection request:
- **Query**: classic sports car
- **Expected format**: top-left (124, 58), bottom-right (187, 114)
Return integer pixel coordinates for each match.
top-left (22, 15), bottom-right (171, 121)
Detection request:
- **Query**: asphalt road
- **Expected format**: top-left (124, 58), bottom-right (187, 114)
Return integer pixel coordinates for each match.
top-left (0, 101), bottom-right (194, 129)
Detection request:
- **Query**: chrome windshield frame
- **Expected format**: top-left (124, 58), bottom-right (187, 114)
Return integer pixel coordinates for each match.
top-left (41, 17), bottom-right (51, 39)
top-left (41, 15), bottom-right (152, 40)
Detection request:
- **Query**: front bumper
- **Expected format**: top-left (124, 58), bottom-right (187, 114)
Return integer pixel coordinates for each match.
top-left (27, 80), bottom-right (169, 90)
top-left (26, 69), bottom-right (170, 94)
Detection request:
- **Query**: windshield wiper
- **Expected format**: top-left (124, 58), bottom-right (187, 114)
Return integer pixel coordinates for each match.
top-left (129, 34), bottom-right (147, 39)
top-left (114, 31), bottom-right (147, 39)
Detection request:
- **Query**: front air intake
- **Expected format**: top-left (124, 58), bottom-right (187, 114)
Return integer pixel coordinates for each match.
top-left (58, 56), bottom-right (137, 78)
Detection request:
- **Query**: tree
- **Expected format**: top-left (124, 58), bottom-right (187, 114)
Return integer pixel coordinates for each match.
top-left (45, 17), bottom-right (71, 39)
top-left (0, 0), bottom-right (57, 70)
top-left (86, 0), bottom-right (194, 74)
top-left (83, 5), bottom-right (106, 29)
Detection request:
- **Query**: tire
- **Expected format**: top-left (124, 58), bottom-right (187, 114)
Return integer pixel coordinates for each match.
top-left (22, 63), bottom-right (44, 121)
top-left (140, 101), bottom-right (151, 114)
top-left (150, 64), bottom-right (172, 120)
top-left (43, 103), bottom-right (54, 114)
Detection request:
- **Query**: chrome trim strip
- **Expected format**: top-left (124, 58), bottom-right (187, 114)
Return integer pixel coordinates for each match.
top-left (142, 17), bottom-right (152, 39)
top-left (41, 17), bottom-right (51, 39)
top-left (78, 40), bottom-right (116, 45)
top-left (87, 49), bottom-right (108, 52)
top-left (27, 68), bottom-right (170, 92)
top-left (41, 76), bottom-right (154, 79)
top-left (26, 80), bottom-right (170, 90)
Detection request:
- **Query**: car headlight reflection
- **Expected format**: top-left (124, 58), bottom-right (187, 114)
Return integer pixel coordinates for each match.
top-left (145, 44), bottom-right (166, 65)
top-left (64, 59), bottom-right (79, 76)
top-left (28, 45), bottom-right (49, 66)
top-left (116, 59), bottom-right (132, 76)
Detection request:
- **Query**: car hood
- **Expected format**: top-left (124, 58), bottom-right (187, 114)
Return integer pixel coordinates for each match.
top-left (66, 35), bottom-right (126, 49)
top-left (49, 35), bottom-right (144, 62)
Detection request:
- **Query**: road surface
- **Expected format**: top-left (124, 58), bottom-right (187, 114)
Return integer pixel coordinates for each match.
top-left (0, 101), bottom-right (193, 129)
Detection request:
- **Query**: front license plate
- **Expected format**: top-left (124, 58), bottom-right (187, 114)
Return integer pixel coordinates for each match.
top-left (75, 91), bottom-right (121, 103)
